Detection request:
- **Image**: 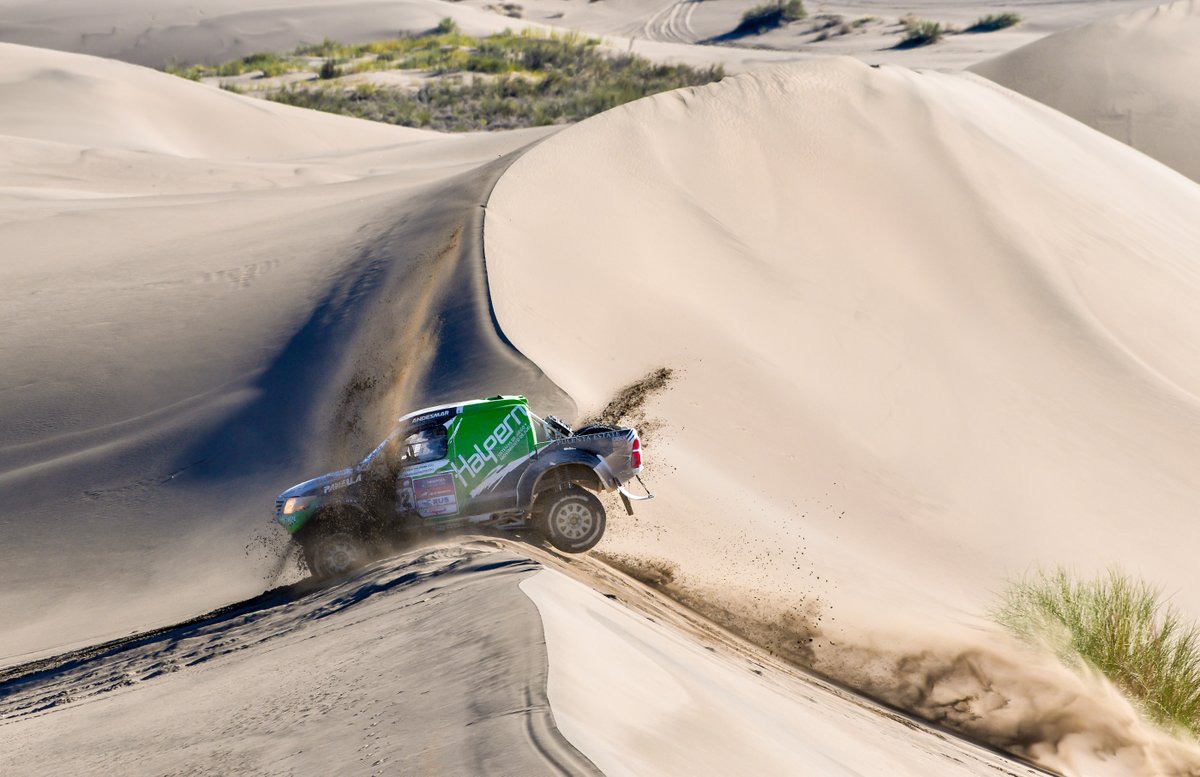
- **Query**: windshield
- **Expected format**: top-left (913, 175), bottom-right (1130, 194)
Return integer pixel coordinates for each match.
top-left (403, 427), bottom-right (448, 463)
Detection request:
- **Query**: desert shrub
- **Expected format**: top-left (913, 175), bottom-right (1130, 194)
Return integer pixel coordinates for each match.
top-left (240, 52), bottom-right (293, 77)
top-left (733, 0), bottom-right (806, 35)
top-left (966, 12), bottom-right (1021, 32)
top-left (898, 18), bottom-right (944, 47)
top-left (993, 567), bottom-right (1200, 735)
top-left (318, 59), bottom-right (341, 80)
top-left (267, 31), bottom-right (722, 131)
top-left (166, 51), bottom-right (299, 79)
top-left (782, 0), bottom-right (807, 21)
top-left (164, 63), bottom-right (202, 81)
top-left (435, 17), bottom-right (460, 35)
top-left (295, 37), bottom-right (351, 58)
top-left (166, 29), bottom-right (722, 131)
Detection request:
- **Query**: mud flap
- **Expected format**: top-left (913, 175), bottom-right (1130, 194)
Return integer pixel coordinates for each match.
top-left (620, 490), bottom-right (634, 516)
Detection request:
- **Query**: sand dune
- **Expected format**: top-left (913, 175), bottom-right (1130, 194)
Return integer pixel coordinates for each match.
top-left (1, 540), bottom-right (1051, 777)
top-left (0, 0), bottom-right (544, 67)
top-left (0, 545), bottom-right (598, 775)
top-left (0, 43), bottom-right (428, 158)
top-left (0, 46), bottom-right (569, 662)
top-left (487, 54), bottom-right (1200, 680)
top-left (473, 0), bottom-right (1163, 69)
top-left (1, 0), bottom-right (1164, 77)
top-left (523, 566), bottom-right (1054, 777)
top-left (488, 55), bottom-right (1200, 772)
top-left (972, 0), bottom-right (1200, 182)
top-left (4, 0), bottom-right (1200, 773)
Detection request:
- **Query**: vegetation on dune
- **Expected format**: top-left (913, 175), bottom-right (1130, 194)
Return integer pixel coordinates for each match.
top-left (163, 27), bottom-right (723, 132)
top-left (732, 0), bottom-right (807, 36)
top-left (966, 12), bottom-right (1022, 33)
top-left (993, 567), bottom-right (1200, 736)
top-left (317, 58), bottom-right (340, 80)
top-left (168, 51), bottom-right (297, 79)
top-left (897, 17), bottom-right (945, 47)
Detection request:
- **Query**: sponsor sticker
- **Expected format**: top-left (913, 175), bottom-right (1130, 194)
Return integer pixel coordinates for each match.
top-left (414, 473), bottom-right (459, 517)
top-left (322, 473), bottom-right (362, 494)
top-left (401, 461), bottom-right (445, 478)
top-left (409, 408), bottom-right (455, 426)
top-left (450, 404), bottom-right (530, 488)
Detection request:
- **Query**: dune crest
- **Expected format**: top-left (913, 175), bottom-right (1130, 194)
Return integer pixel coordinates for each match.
top-left (971, 0), bottom-right (1200, 183)
top-left (0, 43), bottom-right (425, 159)
top-left (0, 43), bottom-right (568, 661)
top-left (486, 57), bottom-right (1200, 768)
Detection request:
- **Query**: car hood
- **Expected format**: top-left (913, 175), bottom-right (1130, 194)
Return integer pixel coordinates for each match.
top-left (278, 467), bottom-right (358, 499)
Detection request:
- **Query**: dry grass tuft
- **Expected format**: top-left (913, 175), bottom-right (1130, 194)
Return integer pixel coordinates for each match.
top-left (993, 567), bottom-right (1200, 736)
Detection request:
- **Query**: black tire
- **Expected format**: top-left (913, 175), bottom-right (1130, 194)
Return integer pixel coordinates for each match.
top-left (574, 424), bottom-right (617, 436)
top-left (301, 522), bottom-right (375, 580)
top-left (535, 487), bottom-right (606, 553)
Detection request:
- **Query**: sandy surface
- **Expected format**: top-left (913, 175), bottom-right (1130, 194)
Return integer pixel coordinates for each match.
top-left (0, 0), bottom-right (545, 66)
top-left (487, 56), bottom-right (1200, 770)
top-left (523, 567), bottom-right (1047, 777)
top-left (0, 538), bottom-right (1055, 777)
top-left (0, 545), bottom-right (599, 776)
top-left (0, 0), bottom-right (1165, 73)
top-left (972, 0), bottom-right (1200, 182)
top-left (464, 0), bottom-right (1162, 69)
top-left (0, 43), bottom-right (571, 663)
top-left (4, 0), bottom-right (1200, 774)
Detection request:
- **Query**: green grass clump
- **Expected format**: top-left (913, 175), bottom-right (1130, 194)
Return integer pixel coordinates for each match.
top-left (993, 567), bottom-right (1200, 735)
top-left (294, 37), bottom-right (355, 58)
top-left (166, 52), bottom-right (298, 80)
top-left (898, 17), bottom-right (944, 47)
top-left (267, 30), bottom-right (722, 131)
top-left (161, 29), bottom-right (722, 131)
top-left (733, 0), bottom-right (807, 36)
top-left (966, 12), bottom-right (1022, 32)
top-left (164, 63), bottom-right (202, 81)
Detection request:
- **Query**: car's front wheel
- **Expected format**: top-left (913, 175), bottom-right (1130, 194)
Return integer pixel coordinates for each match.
top-left (535, 486), bottom-right (606, 553)
top-left (302, 527), bottom-right (372, 580)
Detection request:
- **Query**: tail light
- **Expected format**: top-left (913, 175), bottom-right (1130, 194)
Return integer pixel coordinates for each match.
top-left (631, 435), bottom-right (642, 470)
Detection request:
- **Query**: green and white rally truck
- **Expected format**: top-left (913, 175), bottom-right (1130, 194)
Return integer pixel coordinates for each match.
top-left (274, 395), bottom-right (652, 578)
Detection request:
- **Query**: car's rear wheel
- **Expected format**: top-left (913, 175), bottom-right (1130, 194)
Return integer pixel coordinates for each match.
top-left (535, 486), bottom-right (606, 553)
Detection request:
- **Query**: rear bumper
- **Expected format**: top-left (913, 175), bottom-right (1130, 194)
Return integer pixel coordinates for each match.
top-left (616, 475), bottom-right (654, 515)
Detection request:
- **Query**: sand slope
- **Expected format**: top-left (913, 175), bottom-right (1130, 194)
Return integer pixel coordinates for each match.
top-left (523, 567), bottom-right (1050, 777)
top-left (463, 0), bottom-right (1163, 69)
top-left (0, 0), bottom-right (543, 67)
top-left (0, 539), bottom-right (1049, 777)
top-left (971, 0), bottom-right (1200, 182)
top-left (1, 0), bottom-right (1167, 76)
top-left (488, 57), bottom-right (1200, 642)
top-left (0, 43), bottom-right (425, 158)
top-left (488, 55), bottom-right (1200, 773)
top-left (0, 546), bottom-right (599, 776)
top-left (0, 45), bottom-right (570, 662)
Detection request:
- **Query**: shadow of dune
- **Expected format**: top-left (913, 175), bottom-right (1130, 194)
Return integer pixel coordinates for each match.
top-left (179, 147), bottom-right (574, 483)
top-left (0, 546), bottom-right (536, 714)
top-left (0, 135), bottom-right (574, 662)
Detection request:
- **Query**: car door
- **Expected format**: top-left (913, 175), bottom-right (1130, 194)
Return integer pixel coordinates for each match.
top-left (397, 423), bottom-right (460, 522)
top-left (447, 402), bottom-right (535, 516)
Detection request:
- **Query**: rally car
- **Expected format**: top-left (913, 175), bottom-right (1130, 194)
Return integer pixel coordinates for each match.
top-left (274, 395), bottom-right (651, 578)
